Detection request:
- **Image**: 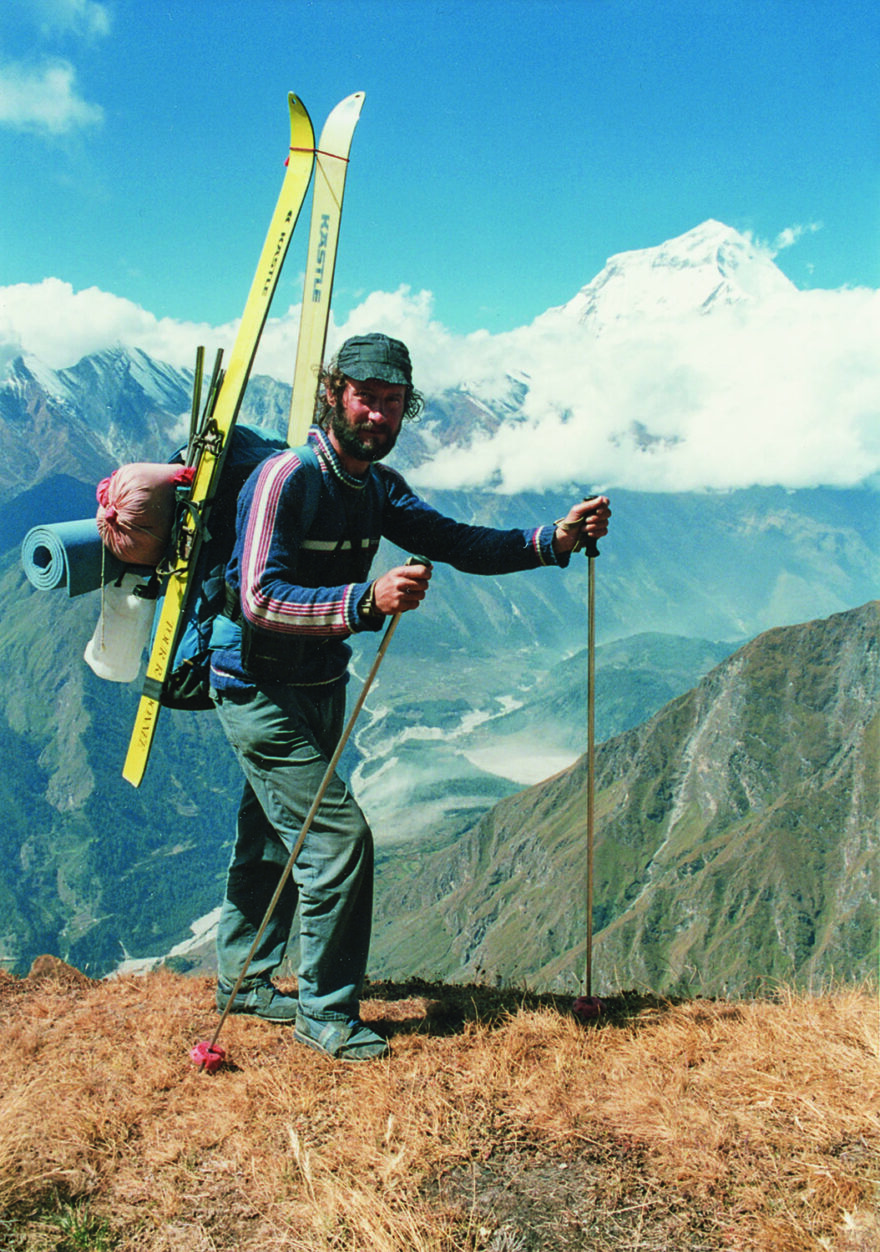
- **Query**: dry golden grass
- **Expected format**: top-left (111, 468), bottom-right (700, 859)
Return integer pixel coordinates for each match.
top-left (0, 963), bottom-right (877, 1251)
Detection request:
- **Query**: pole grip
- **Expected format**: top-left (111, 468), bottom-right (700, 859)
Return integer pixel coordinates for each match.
top-left (581, 536), bottom-right (599, 559)
top-left (569, 496), bottom-right (601, 558)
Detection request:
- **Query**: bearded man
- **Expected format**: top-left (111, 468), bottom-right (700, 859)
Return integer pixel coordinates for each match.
top-left (209, 332), bottom-right (610, 1061)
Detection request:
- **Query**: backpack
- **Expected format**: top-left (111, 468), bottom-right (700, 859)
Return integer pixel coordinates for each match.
top-left (156, 427), bottom-right (321, 711)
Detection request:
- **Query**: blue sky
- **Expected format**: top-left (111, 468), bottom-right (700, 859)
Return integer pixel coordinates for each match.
top-left (2, 0), bottom-right (878, 337)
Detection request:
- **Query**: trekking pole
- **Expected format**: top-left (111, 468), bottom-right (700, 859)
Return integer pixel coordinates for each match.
top-left (186, 348), bottom-right (224, 469)
top-left (187, 346), bottom-right (205, 454)
top-left (573, 522), bottom-right (603, 1022)
top-left (191, 556), bottom-right (428, 1072)
top-left (584, 535), bottom-right (598, 999)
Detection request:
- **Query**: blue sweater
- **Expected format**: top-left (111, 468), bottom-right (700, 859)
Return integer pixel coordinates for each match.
top-left (210, 426), bottom-right (566, 691)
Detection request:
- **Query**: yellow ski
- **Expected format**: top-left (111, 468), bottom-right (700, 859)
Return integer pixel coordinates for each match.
top-left (123, 93), bottom-right (315, 786)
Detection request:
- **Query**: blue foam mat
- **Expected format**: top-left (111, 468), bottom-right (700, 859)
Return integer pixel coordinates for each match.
top-left (21, 519), bottom-right (126, 597)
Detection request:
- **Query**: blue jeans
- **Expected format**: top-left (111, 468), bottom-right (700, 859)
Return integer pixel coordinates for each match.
top-left (212, 680), bottom-right (374, 1023)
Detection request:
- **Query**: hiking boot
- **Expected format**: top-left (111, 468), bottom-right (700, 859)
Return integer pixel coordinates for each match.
top-left (215, 978), bottom-right (299, 1023)
top-left (293, 1012), bottom-right (390, 1062)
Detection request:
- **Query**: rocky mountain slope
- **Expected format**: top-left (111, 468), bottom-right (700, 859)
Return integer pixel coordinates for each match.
top-left (371, 601), bottom-right (880, 996)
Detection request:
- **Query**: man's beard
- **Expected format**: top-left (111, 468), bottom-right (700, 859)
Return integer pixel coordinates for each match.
top-left (329, 404), bottom-right (398, 464)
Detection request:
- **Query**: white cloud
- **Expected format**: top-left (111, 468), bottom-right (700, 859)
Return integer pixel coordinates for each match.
top-left (399, 284), bottom-right (880, 494)
top-left (771, 223), bottom-right (822, 253)
top-left (9, 0), bottom-right (111, 39)
top-left (0, 59), bottom-right (103, 133)
top-left (745, 221), bottom-right (823, 261)
top-left (2, 273), bottom-right (879, 494)
top-left (0, 280), bottom-right (215, 372)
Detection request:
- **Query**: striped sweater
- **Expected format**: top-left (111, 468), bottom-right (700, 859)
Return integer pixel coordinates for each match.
top-left (210, 426), bottom-right (564, 691)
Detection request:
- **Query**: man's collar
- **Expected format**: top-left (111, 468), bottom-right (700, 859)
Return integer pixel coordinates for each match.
top-left (309, 426), bottom-right (370, 490)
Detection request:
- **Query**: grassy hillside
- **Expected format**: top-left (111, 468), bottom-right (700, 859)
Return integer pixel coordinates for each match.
top-left (0, 963), bottom-right (877, 1251)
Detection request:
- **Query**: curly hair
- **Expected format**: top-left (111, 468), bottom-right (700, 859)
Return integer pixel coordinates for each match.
top-left (314, 362), bottom-right (424, 430)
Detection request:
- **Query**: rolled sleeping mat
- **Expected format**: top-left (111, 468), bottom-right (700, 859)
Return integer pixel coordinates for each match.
top-left (21, 519), bottom-right (126, 597)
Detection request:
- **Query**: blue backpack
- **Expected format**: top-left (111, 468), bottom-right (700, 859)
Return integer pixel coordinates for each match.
top-left (157, 427), bottom-right (321, 710)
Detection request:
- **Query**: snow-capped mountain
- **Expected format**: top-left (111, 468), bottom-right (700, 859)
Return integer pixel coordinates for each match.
top-left (405, 219), bottom-right (877, 495)
top-left (0, 348), bottom-right (291, 506)
top-left (537, 219), bottom-right (796, 331)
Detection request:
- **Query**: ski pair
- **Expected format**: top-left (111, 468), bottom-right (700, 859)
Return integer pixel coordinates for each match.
top-left (122, 91), bottom-right (364, 787)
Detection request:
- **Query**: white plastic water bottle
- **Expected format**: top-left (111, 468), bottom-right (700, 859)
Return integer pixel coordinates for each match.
top-left (84, 572), bottom-right (156, 683)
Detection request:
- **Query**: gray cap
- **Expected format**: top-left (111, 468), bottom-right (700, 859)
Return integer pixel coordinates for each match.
top-left (336, 333), bottom-right (412, 386)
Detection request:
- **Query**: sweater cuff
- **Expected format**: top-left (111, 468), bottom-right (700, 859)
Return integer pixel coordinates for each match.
top-left (349, 580), bottom-right (386, 633)
top-left (535, 524), bottom-right (569, 567)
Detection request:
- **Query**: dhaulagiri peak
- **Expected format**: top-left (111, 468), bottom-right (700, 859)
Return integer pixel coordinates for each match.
top-left (542, 219), bottom-right (797, 330)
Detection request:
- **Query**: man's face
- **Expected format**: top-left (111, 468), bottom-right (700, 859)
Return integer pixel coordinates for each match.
top-left (328, 377), bottom-right (407, 465)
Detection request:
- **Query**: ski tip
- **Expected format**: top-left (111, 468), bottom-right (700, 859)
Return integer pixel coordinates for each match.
top-left (287, 93), bottom-right (315, 164)
top-left (330, 91), bottom-right (365, 122)
top-left (287, 92), bottom-right (313, 128)
top-left (122, 761), bottom-right (145, 789)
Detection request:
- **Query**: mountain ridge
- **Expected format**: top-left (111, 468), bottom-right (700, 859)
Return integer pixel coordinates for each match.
top-left (371, 600), bottom-right (880, 996)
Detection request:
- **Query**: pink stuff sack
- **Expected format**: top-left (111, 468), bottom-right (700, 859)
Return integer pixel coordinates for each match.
top-left (96, 462), bottom-right (195, 566)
